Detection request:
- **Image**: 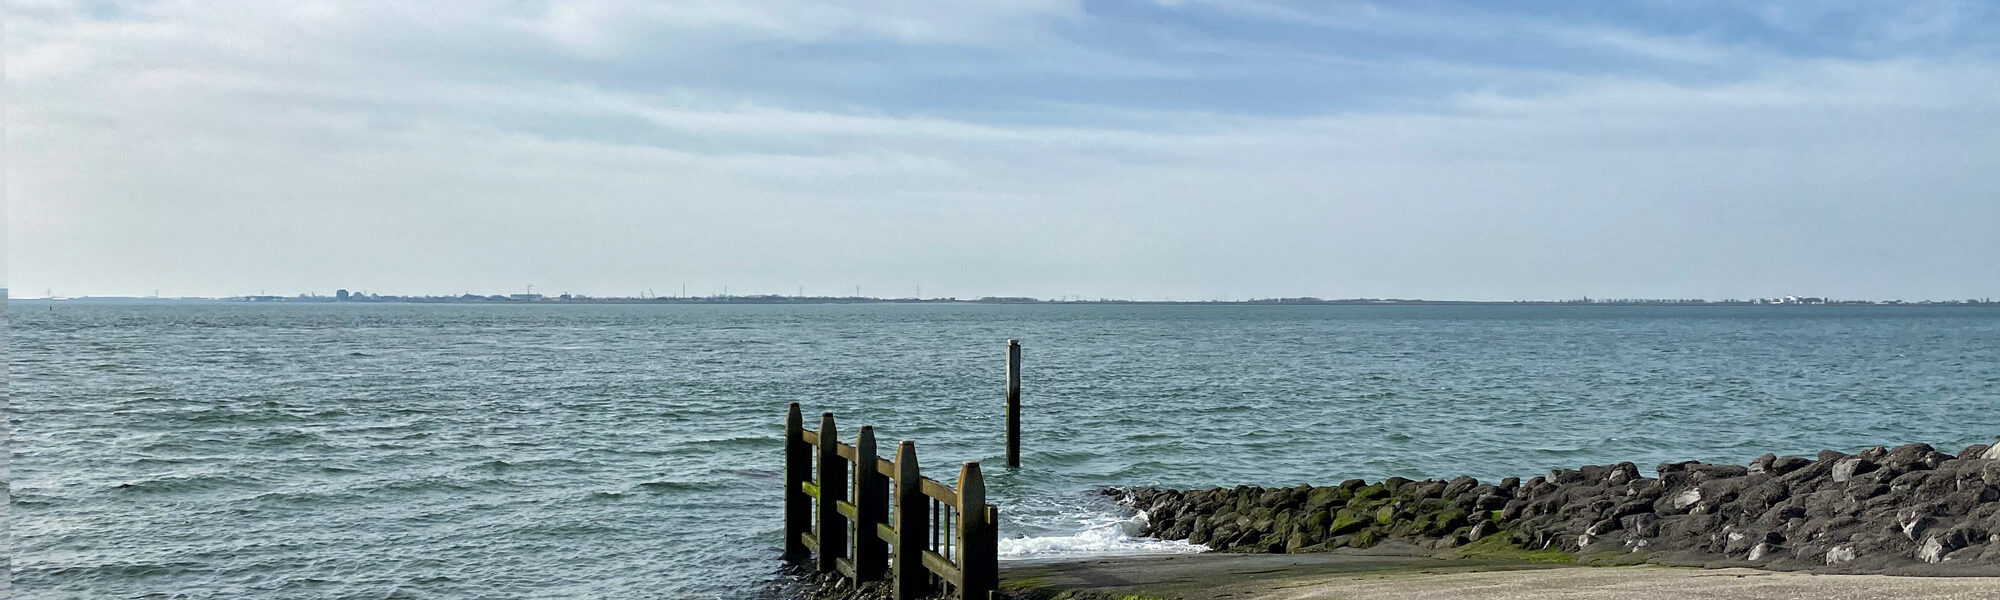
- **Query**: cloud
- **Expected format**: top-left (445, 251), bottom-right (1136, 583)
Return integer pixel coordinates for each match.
top-left (8, 1), bottom-right (1998, 299)
top-left (1538, 25), bottom-right (1734, 64)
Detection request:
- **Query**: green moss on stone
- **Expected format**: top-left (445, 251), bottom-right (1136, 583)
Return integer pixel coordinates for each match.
top-left (1429, 508), bottom-right (1469, 535)
top-left (1352, 529), bottom-right (1379, 548)
top-left (1352, 484), bottom-right (1388, 502)
top-left (1328, 509), bottom-right (1368, 536)
top-left (1455, 529), bottom-right (1575, 563)
top-left (1306, 486), bottom-right (1348, 510)
top-left (1304, 510), bottom-right (1331, 532)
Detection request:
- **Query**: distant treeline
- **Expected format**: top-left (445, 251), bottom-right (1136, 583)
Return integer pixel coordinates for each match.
top-left (192, 293), bottom-right (2000, 306)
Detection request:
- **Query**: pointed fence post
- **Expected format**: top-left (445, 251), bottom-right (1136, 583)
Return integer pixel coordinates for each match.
top-left (957, 462), bottom-right (996, 598)
top-left (1005, 340), bottom-right (1021, 468)
top-left (816, 413), bottom-right (846, 573)
top-left (783, 403), bottom-right (811, 561)
top-left (892, 441), bottom-right (928, 600)
top-left (853, 426), bottom-right (889, 581)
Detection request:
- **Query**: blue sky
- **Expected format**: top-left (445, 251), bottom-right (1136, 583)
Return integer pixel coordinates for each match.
top-left (9, 1), bottom-right (1999, 299)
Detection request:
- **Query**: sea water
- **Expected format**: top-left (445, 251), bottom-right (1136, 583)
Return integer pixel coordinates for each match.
top-left (10, 302), bottom-right (1999, 598)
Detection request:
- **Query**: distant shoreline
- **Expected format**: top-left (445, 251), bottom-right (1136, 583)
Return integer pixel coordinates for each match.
top-left (13, 296), bottom-right (1999, 307)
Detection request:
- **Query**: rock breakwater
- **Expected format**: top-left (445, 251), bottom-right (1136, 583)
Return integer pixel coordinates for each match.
top-left (1116, 441), bottom-right (2000, 575)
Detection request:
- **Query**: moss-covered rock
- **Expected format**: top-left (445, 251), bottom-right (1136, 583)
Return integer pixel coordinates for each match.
top-left (1351, 483), bottom-right (1389, 502)
top-left (1455, 528), bottom-right (1575, 563)
top-left (1352, 529), bottom-right (1379, 548)
top-left (1328, 509), bottom-right (1368, 536)
top-left (1305, 486), bottom-right (1348, 511)
top-left (1114, 438), bottom-right (2000, 572)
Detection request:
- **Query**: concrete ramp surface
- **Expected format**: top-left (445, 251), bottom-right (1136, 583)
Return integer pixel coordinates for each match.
top-left (1001, 554), bottom-right (2000, 600)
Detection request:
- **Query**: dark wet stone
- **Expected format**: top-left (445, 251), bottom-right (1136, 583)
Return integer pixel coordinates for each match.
top-left (1112, 442), bottom-right (2000, 575)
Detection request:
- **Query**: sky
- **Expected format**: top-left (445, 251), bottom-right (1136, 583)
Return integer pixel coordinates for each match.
top-left (7, 0), bottom-right (1999, 301)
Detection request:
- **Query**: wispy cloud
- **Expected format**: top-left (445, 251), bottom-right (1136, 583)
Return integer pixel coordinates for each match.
top-left (9, 1), bottom-right (1998, 299)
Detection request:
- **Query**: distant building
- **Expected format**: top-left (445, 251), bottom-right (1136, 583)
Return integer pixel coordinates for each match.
top-left (509, 293), bottom-right (544, 301)
top-left (336, 289), bottom-right (351, 301)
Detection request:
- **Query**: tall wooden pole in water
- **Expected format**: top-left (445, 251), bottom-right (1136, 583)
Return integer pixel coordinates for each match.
top-left (1005, 339), bottom-right (1022, 468)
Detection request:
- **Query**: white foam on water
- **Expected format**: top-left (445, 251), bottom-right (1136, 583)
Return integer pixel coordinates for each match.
top-left (997, 509), bottom-right (1208, 559)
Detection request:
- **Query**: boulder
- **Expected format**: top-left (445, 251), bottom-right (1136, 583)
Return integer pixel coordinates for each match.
top-left (1832, 457), bottom-right (1877, 483)
top-left (1117, 441), bottom-right (2000, 574)
top-left (1958, 444), bottom-right (1991, 461)
top-left (1749, 453), bottom-right (1778, 474)
top-left (1882, 443), bottom-right (1947, 475)
top-left (1442, 475), bottom-right (1478, 499)
top-left (1768, 456), bottom-right (1812, 476)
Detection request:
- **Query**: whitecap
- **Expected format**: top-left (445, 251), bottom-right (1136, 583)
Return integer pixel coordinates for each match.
top-left (996, 509), bottom-right (1207, 559)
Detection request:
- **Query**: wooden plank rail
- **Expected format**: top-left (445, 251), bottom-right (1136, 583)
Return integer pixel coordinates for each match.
top-left (784, 403), bottom-right (999, 600)
top-left (919, 478), bottom-right (959, 506)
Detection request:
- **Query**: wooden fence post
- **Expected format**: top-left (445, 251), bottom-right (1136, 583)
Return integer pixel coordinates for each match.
top-left (983, 505), bottom-right (1000, 600)
top-left (1006, 340), bottom-right (1021, 468)
top-left (853, 426), bottom-right (888, 581)
top-left (785, 407), bottom-right (1001, 598)
top-left (783, 403), bottom-right (811, 561)
top-left (892, 441), bottom-right (927, 600)
top-left (957, 462), bottom-right (996, 598)
top-left (816, 412), bottom-right (846, 573)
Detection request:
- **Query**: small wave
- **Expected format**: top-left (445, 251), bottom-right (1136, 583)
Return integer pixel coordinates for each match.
top-left (997, 510), bottom-right (1207, 560)
top-left (684, 436), bottom-right (781, 451)
top-left (637, 481), bottom-right (703, 493)
top-left (1027, 449), bottom-right (1097, 466)
top-left (250, 430), bottom-right (324, 447)
top-left (721, 468), bottom-right (780, 480)
top-left (113, 473), bottom-right (251, 495)
top-left (251, 490), bottom-right (346, 504)
top-left (471, 457), bottom-right (590, 470)
top-left (464, 457), bottom-right (592, 471)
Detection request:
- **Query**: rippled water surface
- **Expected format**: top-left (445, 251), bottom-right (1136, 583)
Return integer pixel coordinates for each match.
top-left (11, 302), bottom-right (2000, 598)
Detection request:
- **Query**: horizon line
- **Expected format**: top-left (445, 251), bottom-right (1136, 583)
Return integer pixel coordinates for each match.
top-left (11, 290), bottom-right (1998, 306)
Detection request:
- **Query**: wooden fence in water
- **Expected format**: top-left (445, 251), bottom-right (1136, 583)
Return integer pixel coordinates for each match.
top-left (783, 403), bottom-right (999, 600)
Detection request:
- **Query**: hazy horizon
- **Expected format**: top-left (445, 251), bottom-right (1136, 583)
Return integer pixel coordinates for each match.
top-left (10, 2), bottom-right (2000, 300)
top-left (11, 287), bottom-right (1998, 303)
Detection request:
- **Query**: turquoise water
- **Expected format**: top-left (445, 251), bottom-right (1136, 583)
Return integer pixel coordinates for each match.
top-left (10, 302), bottom-right (1999, 598)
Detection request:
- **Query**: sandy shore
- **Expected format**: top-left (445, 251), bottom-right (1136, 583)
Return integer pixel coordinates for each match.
top-left (1000, 553), bottom-right (2000, 600)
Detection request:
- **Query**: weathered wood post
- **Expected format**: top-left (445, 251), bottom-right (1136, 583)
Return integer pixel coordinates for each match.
top-left (892, 441), bottom-right (928, 600)
top-left (853, 426), bottom-right (889, 581)
top-left (815, 412), bottom-right (847, 573)
top-left (1005, 339), bottom-right (1021, 468)
top-left (956, 462), bottom-right (996, 598)
top-left (783, 403), bottom-right (812, 561)
top-left (982, 505), bottom-right (1000, 600)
